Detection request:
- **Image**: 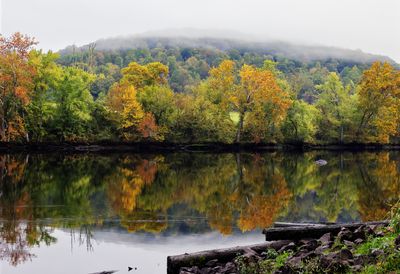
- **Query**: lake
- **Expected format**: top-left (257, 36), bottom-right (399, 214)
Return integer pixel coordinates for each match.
top-left (0, 151), bottom-right (399, 274)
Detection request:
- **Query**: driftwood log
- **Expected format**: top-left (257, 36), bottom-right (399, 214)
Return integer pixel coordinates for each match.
top-left (263, 221), bottom-right (389, 241)
top-left (273, 222), bottom-right (335, 227)
top-left (167, 240), bottom-right (291, 274)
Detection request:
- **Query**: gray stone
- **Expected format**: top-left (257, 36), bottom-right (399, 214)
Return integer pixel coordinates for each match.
top-left (205, 259), bottom-right (218, 267)
top-left (315, 244), bottom-right (331, 255)
top-left (343, 240), bottom-right (355, 248)
top-left (318, 232), bottom-right (332, 245)
top-left (337, 227), bottom-right (353, 242)
top-left (371, 249), bottom-right (384, 258)
top-left (338, 249), bottom-right (353, 260)
top-left (354, 238), bottom-right (364, 245)
top-left (278, 242), bottom-right (297, 253)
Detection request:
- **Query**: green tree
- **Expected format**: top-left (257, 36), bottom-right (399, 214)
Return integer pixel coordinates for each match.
top-left (281, 100), bottom-right (318, 143)
top-left (26, 50), bottom-right (62, 141)
top-left (52, 67), bottom-right (95, 141)
top-left (315, 72), bottom-right (355, 143)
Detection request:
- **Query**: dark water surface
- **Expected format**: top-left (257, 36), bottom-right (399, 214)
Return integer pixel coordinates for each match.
top-left (0, 151), bottom-right (399, 273)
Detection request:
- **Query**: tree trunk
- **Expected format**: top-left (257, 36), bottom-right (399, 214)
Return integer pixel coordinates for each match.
top-left (263, 221), bottom-right (389, 241)
top-left (340, 125), bottom-right (344, 143)
top-left (167, 240), bottom-right (291, 274)
top-left (235, 112), bottom-right (244, 143)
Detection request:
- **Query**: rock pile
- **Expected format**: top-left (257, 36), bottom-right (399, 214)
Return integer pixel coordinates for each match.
top-left (178, 224), bottom-right (393, 274)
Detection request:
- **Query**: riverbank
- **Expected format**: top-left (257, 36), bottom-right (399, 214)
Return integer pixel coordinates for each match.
top-left (168, 205), bottom-right (400, 274)
top-left (2, 141), bottom-right (400, 153)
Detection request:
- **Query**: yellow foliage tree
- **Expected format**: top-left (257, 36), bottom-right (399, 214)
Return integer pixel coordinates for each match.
top-left (233, 64), bottom-right (292, 142)
top-left (121, 62), bottom-right (169, 90)
top-left (356, 62), bottom-right (400, 143)
top-left (105, 84), bottom-right (144, 140)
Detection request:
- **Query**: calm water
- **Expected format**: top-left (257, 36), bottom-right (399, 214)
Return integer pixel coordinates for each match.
top-left (0, 151), bottom-right (399, 274)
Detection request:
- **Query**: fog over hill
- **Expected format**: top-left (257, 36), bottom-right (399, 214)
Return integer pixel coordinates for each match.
top-left (60, 29), bottom-right (396, 65)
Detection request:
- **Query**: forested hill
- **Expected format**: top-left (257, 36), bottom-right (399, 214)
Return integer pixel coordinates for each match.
top-left (57, 35), bottom-right (397, 94)
top-left (60, 35), bottom-right (395, 64)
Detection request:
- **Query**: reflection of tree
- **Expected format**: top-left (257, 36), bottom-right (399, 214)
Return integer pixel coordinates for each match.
top-left (0, 154), bottom-right (56, 266)
top-left (0, 154), bottom-right (108, 266)
top-left (111, 153), bottom-right (292, 235)
top-left (105, 156), bottom-right (164, 232)
top-left (356, 152), bottom-right (400, 221)
top-left (238, 174), bottom-right (291, 231)
top-left (1, 150), bottom-right (400, 267)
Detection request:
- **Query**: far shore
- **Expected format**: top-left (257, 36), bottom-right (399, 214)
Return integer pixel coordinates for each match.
top-left (2, 141), bottom-right (400, 153)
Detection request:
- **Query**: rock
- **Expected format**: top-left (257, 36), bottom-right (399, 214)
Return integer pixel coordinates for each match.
top-left (320, 253), bottom-right (338, 269)
top-left (364, 226), bottom-right (376, 237)
top-left (371, 249), bottom-right (384, 258)
top-left (353, 225), bottom-right (375, 240)
top-left (337, 227), bottom-right (353, 242)
top-left (315, 159), bottom-right (328, 166)
top-left (343, 240), bottom-right (355, 248)
top-left (375, 231), bottom-right (385, 237)
top-left (318, 232), bottom-right (332, 245)
top-left (353, 225), bottom-right (367, 240)
top-left (353, 254), bottom-right (373, 265)
top-left (298, 239), bottom-right (318, 251)
top-left (338, 249), bottom-right (353, 260)
top-left (315, 244), bottom-right (331, 255)
top-left (351, 265), bottom-right (363, 272)
top-left (199, 267), bottom-right (211, 274)
top-left (354, 238), bottom-right (364, 245)
top-left (278, 242), bottom-right (297, 253)
top-left (326, 259), bottom-right (350, 273)
top-left (241, 248), bottom-right (261, 263)
top-left (211, 266), bottom-right (222, 273)
top-left (179, 266), bottom-right (199, 274)
top-left (205, 259), bottom-right (218, 267)
top-left (221, 262), bottom-right (236, 273)
top-left (286, 255), bottom-right (302, 268)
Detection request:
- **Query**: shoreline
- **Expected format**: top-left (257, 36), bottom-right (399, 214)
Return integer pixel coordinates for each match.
top-left (167, 220), bottom-right (399, 274)
top-left (2, 142), bottom-right (400, 153)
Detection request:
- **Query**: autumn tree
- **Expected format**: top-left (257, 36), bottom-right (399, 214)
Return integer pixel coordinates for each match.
top-left (137, 85), bottom-right (176, 137)
top-left (356, 62), bottom-right (400, 143)
top-left (121, 62), bottom-right (168, 90)
top-left (106, 83), bottom-right (144, 140)
top-left (0, 33), bottom-right (37, 141)
top-left (234, 64), bottom-right (291, 142)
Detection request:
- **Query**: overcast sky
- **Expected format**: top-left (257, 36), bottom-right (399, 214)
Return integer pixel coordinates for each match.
top-left (1, 0), bottom-right (399, 62)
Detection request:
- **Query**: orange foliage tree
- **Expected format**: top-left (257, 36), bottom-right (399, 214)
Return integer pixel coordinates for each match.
top-left (0, 33), bottom-right (37, 141)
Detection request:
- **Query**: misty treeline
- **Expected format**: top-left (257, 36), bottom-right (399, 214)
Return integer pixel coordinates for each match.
top-left (1, 32), bottom-right (400, 144)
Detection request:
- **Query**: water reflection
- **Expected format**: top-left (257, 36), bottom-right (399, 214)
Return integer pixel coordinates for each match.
top-left (0, 151), bottom-right (399, 268)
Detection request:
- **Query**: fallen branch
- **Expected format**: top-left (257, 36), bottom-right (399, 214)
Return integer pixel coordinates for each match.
top-left (263, 221), bottom-right (389, 241)
top-left (167, 240), bottom-right (291, 274)
top-left (273, 222), bottom-right (334, 227)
